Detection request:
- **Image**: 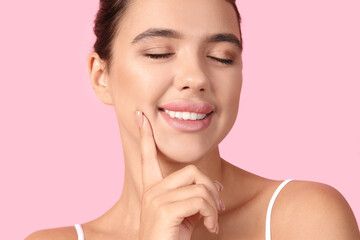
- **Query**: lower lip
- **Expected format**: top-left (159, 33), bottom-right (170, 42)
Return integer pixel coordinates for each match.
top-left (159, 110), bottom-right (213, 132)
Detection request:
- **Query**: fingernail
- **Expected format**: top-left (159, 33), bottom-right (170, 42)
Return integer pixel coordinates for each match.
top-left (213, 180), bottom-right (224, 192)
top-left (216, 199), bottom-right (222, 211)
top-left (219, 199), bottom-right (225, 211)
top-left (215, 222), bottom-right (219, 234)
top-left (136, 111), bottom-right (144, 128)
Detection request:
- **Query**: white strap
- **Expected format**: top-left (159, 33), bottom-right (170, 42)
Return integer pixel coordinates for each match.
top-left (74, 223), bottom-right (84, 240)
top-left (265, 179), bottom-right (293, 240)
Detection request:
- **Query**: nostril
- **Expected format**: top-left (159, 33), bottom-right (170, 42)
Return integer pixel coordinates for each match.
top-left (181, 86), bottom-right (205, 91)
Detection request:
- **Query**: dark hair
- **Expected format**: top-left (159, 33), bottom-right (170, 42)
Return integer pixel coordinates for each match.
top-left (93, 0), bottom-right (243, 69)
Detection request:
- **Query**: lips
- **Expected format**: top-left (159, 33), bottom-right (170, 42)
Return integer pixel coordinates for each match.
top-left (158, 101), bottom-right (214, 132)
top-left (158, 101), bottom-right (214, 114)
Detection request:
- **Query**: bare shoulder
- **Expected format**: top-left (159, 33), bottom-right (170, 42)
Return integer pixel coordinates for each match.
top-left (271, 180), bottom-right (360, 240)
top-left (25, 225), bottom-right (77, 240)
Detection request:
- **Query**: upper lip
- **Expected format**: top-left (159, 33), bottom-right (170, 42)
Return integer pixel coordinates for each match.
top-left (158, 101), bottom-right (214, 114)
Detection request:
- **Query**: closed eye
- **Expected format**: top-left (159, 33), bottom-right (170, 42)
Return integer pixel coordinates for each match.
top-left (144, 53), bottom-right (175, 59)
top-left (207, 56), bottom-right (233, 65)
top-left (144, 53), bottom-right (234, 65)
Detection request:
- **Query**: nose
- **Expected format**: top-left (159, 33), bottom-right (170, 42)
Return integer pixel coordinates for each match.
top-left (174, 56), bottom-right (210, 93)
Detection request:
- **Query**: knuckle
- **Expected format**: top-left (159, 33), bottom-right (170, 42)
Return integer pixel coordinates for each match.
top-left (185, 164), bottom-right (198, 174)
top-left (195, 197), bottom-right (206, 206)
top-left (196, 184), bottom-right (209, 195)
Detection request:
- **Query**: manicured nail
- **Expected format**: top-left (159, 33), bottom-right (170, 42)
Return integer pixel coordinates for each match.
top-left (216, 199), bottom-right (222, 211)
top-left (219, 199), bottom-right (225, 211)
top-left (213, 180), bottom-right (224, 192)
top-left (136, 111), bottom-right (144, 128)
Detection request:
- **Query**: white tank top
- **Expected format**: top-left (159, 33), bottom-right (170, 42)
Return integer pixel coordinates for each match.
top-left (74, 179), bottom-right (293, 240)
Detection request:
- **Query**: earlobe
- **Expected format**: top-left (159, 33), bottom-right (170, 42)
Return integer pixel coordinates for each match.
top-left (88, 52), bottom-right (113, 105)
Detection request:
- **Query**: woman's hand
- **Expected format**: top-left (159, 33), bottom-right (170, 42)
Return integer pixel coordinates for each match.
top-left (136, 111), bottom-right (224, 240)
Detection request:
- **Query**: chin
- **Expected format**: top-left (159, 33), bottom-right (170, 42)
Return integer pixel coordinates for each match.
top-left (158, 148), bottom-right (208, 164)
top-left (155, 135), bottom-right (217, 164)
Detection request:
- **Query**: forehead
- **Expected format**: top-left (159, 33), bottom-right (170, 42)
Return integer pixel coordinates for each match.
top-left (117, 0), bottom-right (240, 43)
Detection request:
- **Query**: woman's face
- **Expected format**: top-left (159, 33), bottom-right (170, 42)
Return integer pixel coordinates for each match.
top-left (106, 0), bottom-right (243, 162)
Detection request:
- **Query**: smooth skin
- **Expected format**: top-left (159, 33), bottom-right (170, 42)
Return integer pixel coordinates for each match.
top-left (26, 0), bottom-right (360, 239)
top-left (137, 112), bottom-right (222, 239)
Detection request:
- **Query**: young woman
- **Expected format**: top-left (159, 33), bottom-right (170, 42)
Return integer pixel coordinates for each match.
top-left (26, 0), bottom-right (360, 239)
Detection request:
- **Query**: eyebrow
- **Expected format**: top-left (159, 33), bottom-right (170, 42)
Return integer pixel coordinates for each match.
top-left (131, 28), bottom-right (243, 50)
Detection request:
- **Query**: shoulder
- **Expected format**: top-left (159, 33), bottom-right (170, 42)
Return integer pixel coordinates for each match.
top-left (271, 180), bottom-right (360, 240)
top-left (25, 226), bottom-right (77, 240)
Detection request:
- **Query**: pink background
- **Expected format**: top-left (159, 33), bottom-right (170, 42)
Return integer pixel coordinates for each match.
top-left (0, 0), bottom-right (359, 239)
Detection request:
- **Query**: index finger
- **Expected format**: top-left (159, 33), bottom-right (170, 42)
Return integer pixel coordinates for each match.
top-left (136, 110), bottom-right (163, 192)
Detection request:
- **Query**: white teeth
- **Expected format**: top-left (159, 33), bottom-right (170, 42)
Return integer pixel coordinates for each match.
top-left (169, 111), bottom-right (176, 118)
top-left (183, 112), bottom-right (190, 120)
top-left (175, 112), bottom-right (182, 119)
top-left (164, 109), bottom-right (207, 120)
top-left (190, 112), bottom-right (197, 120)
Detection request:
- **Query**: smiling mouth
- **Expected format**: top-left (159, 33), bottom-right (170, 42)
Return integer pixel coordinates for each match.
top-left (158, 108), bottom-right (214, 121)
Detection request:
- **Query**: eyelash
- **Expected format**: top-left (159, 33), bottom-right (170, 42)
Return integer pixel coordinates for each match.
top-left (144, 53), bottom-right (234, 65)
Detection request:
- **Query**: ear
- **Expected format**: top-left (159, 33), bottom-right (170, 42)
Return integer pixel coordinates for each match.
top-left (88, 52), bottom-right (113, 105)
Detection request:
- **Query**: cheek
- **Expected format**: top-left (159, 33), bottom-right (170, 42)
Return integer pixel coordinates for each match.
top-left (111, 60), bottom-right (161, 105)
top-left (213, 71), bottom-right (242, 137)
top-left (109, 59), bottom-right (173, 130)
top-left (215, 70), bottom-right (242, 113)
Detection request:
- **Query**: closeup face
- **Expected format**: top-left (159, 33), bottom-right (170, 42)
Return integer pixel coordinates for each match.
top-left (102, 0), bottom-right (243, 162)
